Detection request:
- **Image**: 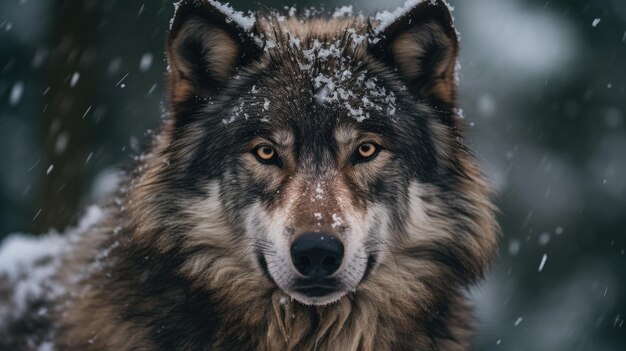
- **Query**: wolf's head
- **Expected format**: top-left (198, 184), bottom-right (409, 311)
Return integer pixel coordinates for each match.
top-left (128, 0), bottom-right (498, 308)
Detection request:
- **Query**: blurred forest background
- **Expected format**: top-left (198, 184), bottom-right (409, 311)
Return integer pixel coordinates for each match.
top-left (0, 0), bottom-right (624, 349)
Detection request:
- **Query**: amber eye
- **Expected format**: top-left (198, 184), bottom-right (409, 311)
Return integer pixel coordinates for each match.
top-left (256, 145), bottom-right (275, 160)
top-left (253, 145), bottom-right (282, 166)
top-left (357, 142), bottom-right (379, 160)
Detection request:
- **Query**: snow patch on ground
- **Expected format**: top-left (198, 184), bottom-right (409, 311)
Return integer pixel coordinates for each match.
top-left (0, 206), bottom-right (105, 327)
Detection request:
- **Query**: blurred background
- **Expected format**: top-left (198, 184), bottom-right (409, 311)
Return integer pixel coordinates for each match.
top-left (0, 0), bottom-right (624, 349)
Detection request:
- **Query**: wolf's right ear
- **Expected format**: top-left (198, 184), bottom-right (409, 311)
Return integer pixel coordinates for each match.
top-left (167, 0), bottom-right (262, 108)
top-left (368, 0), bottom-right (459, 106)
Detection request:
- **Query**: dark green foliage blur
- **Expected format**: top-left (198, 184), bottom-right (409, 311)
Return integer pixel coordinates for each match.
top-left (0, 0), bottom-right (624, 349)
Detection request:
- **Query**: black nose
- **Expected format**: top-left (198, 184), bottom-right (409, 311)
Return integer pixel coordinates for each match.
top-left (290, 233), bottom-right (344, 277)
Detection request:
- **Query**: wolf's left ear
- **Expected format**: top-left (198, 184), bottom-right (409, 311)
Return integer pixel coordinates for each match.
top-left (167, 0), bottom-right (262, 108)
top-left (369, 0), bottom-right (459, 105)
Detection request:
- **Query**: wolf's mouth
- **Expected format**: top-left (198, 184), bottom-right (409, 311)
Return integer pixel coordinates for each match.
top-left (257, 251), bottom-right (341, 300)
top-left (293, 285), bottom-right (338, 297)
top-left (256, 250), bottom-right (379, 301)
top-left (292, 277), bottom-right (340, 297)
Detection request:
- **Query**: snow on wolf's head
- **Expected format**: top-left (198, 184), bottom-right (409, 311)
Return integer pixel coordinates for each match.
top-left (128, 0), bottom-right (498, 308)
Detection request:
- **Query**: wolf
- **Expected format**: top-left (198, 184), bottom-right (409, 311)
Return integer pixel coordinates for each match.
top-left (0, 0), bottom-right (499, 350)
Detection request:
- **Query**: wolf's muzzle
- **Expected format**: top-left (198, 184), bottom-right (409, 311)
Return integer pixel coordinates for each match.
top-left (290, 233), bottom-right (344, 277)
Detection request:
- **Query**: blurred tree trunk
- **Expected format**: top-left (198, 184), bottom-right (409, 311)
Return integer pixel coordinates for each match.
top-left (34, 0), bottom-right (101, 232)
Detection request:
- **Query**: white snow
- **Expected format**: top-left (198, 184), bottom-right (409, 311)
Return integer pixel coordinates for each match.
top-left (70, 72), bottom-right (80, 87)
top-left (90, 168), bottom-right (123, 201)
top-left (0, 206), bottom-right (103, 277)
top-left (303, 39), bottom-right (397, 123)
top-left (514, 317), bottom-right (523, 326)
top-left (538, 253), bottom-right (548, 272)
top-left (592, 18), bottom-right (601, 27)
top-left (0, 206), bottom-right (105, 324)
top-left (346, 28), bottom-right (366, 45)
top-left (0, 234), bottom-right (64, 280)
top-left (288, 36), bottom-right (301, 49)
top-left (171, 1), bottom-right (182, 29)
top-left (287, 6), bottom-right (296, 17)
top-left (314, 183), bottom-right (324, 200)
top-left (538, 232), bottom-right (550, 246)
top-left (210, 1), bottom-right (415, 126)
top-left (37, 342), bottom-right (54, 351)
top-left (222, 97), bottom-right (247, 124)
top-left (107, 57), bottom-right (122, 75)
top-left (373, 0), bottom-right (454, 34)
top-left (82, 105), bottom-right (92, 119)
top-left (374, 0), bottom-right (423, 34)
top-left (207, 0), bottom-right (256, 31)
top-left (331, 213), bottom-right (343, 228)
top-left (147, 83), bottom-right (157, 95)
top-left (477, 94), bottom-right (496, 117)
top-left (115, 73), bottom-right (129, 88)
top-left (9, 80), bottom-right (24, 106)
top-left (139, 53), bottom-right (153, 72)
top-left (225, 31), bottom-right (398, 124)
top-left (332, 5), bottom-right (353, 18)
top-left (32, 48), bottom-right (47, 68)
top-left (508, 239), bottom-right (520, 256)
top-left (54, 132), bottom-right (68, 154)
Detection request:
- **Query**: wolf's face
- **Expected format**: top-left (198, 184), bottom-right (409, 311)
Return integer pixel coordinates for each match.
top-left (129, 0), bottom-right (498, 308)
top-left (229, 88), bottom-right (405, 304)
